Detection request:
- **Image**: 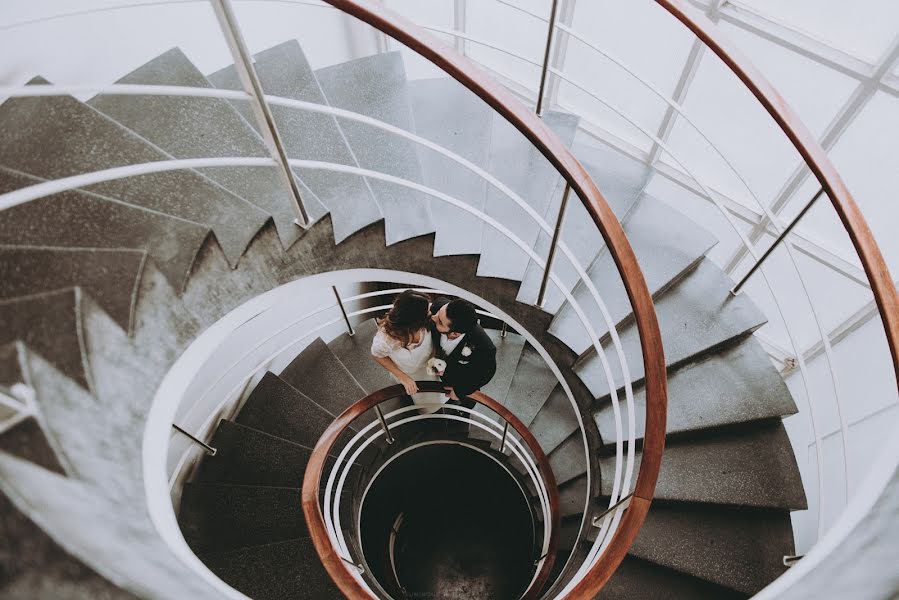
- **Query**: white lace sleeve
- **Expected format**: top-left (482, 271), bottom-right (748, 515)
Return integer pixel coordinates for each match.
top-left (370, 328), bottom-right (401, 358)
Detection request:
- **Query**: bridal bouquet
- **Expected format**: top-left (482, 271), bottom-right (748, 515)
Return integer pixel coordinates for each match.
top-left (427, 357), bottom-right (447, 376)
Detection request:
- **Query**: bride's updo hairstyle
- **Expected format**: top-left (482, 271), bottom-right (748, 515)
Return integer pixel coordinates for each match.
top-left (378, 289), bottom-right (432, 348)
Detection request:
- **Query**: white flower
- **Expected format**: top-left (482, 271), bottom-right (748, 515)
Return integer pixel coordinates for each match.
top-left (461, 346), bottom-right (472, 357)
top-left (427, 357), bottom-right (447, 376)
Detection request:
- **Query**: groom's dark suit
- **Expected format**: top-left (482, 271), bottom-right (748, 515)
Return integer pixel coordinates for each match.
top-left (430, 297), bottom-right (497, 409)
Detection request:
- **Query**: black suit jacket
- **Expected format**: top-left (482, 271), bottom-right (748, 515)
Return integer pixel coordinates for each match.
top-left (430, 297), bottom-right (497, 400)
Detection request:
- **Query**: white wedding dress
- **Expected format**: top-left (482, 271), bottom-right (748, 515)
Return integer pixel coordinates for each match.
top-left (370, 326), bottom-right (446, 414)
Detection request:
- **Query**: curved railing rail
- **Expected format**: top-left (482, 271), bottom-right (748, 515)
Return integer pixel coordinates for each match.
top-left (301, 383), bottom-right (561, 600)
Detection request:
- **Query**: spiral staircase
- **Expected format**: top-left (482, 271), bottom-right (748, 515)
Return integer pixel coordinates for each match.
top-left (0, 27), bottom-right (819, 599)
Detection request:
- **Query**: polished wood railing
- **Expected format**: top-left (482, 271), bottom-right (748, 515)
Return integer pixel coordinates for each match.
top-left (301, 383), bottom-right (561, 600)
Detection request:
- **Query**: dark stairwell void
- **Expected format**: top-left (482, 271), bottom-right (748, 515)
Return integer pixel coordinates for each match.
top-left (361, 443), bottom-right (536, 600)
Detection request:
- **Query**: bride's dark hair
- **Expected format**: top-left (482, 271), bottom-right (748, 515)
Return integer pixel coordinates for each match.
top-left (378, 289), bottom-right (432, 348)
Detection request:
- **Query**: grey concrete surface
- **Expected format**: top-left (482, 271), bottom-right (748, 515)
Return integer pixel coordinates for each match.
top-left (0, 78), bottom-right (268, 266)
top-left (316, 52), bottom-right (433, 245)
top-left (408, 77), bottom-right (493, 257)
top-left (0, 166), bottom-right (209, 293)
top-left (595, 335), bottom-right (797, 445)
top-left (199, 536), bottom-right (340, 600)
top-left (88, 47), bottom-right (321, 249)
top-left (208, 41), bottom-right (382, 244)
top-left (550, 193), bottom-right (716, 356)
top-left (0, 247), bottom-right (146, 332)
top-left (477, 110), bottom-right (579, 281)
top-left (575, 259), bottom-right (766, 400)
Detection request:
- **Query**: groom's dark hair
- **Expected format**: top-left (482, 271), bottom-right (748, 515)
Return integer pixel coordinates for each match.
top-left (446, 298), bottom-right (477, 334)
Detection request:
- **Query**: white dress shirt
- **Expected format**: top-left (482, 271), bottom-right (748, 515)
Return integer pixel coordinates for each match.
top-left (440, 332), bottom-right (465, 357)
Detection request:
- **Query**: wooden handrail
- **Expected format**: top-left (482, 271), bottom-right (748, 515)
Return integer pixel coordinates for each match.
top-left (301, 383), bottom-right (562, 600)
top-left (318, 3), bottom-right (670, 595)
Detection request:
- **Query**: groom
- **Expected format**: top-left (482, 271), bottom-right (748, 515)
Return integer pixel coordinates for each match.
top-left (430, 297), bottom-right (497, 409)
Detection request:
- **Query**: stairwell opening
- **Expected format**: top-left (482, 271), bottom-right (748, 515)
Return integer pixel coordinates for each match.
top-left (360, 442), bottom-right (537, 599)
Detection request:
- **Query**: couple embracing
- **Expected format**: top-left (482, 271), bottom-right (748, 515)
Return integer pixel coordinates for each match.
top-left (370, 290), bottom-right (497, 413)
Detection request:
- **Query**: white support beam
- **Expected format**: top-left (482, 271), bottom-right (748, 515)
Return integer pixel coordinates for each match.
top-left (544, 0), bottom-right (577, 110)
top-left (453, 0), bottom-right (466, 55)
top-left (801, 297), bottom-right (879, 366)
top-left (645, 1), bottom-right (721, 168)
top-left (723, 35), bottom-right (899, 275)
top-left (707, 1), bottom-right (876, 84)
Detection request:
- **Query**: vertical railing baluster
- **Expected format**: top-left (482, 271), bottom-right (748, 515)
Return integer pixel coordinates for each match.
top-left (210, 0), bottom-right (312, 227)
top-left (499, 420), bottom-right (509, 453)
top-left (375, 404), bottom-right (395, 444)
top-left (536, 184), bottom-right (571, 307)
top-left (332, 286), bottom-right (355, 336)
top-left (544, 0), bottom-right (577, 109)
top-left (172, 424), bottom-right (217, 456)
top-left (732, 188), bottom-right (826, 294)
top-left (535, 0), bottom-right (561, 116)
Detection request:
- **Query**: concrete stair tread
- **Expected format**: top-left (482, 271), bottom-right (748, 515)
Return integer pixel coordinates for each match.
top-left (558, 473), bottom-right (589, 519)
top-left (199, 536), bottom-right (339, 600)
top-left (599, 556), bottom-right (747, 600)
top-left (627, 503), bottom-right (793, 595)
top-left (529, 386), bottom-right (582, 455)
top-left (503, 345), bottom-right (559, 427)
top-left (235, 372), bottom-right (334, 448)
top-left (468, 329), bottom-right (527, 443)
top-left (0, 289), bottom-right (89, 389)
top-left (548, 432), bottom-right (588, 486)
top-left (327, 318), bottom-right (394, 394)
top-left (551, 194), bottom-right (717, 356)
top-left (87, 47), bottom-right (318, 249)
top-left (0, 246), bottom-right (146, 333)
top-left (478, 110), bottom-right (579, 280)
top-left (278, 338), bottom-right (367, 421)
top-left (326, 318), bottom-right (410, 430)
top-left (208, 40), bottom-right (382, 244)
top-left (515, 144), bottom-right (647, 310)
top-left (407, 77), bottom-right (493, 257)
top-left (0, 417), bottom-right (67, 476)
top-left (195, 419), bottom-right (316, 488)
top-left (0, 490), bottom-right (139, 599)
top-left (575, 259), bottom-right (766, 400)
top-left (0, 78), bottom-right (268, 266)
top-left (0, 342), bottom-right (24, 389)
top-left (481, 329), bottom-right (526, 404)
top-left (595, 335), bottom-right (798, 445)
top-left (315, 52), bottom-right (433, 245)
top-left (179, 482), bottom-right (305, 552)
top-left (599, 421), bottom-right (807, 509)
top-left (0, 167), bottom-right (209, 292)
top-left (569, 134), bottom-right (653, 215)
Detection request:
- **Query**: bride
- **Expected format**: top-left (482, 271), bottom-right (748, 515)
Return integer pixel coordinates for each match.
top-left (370, 290), bottom-right (445, 414)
